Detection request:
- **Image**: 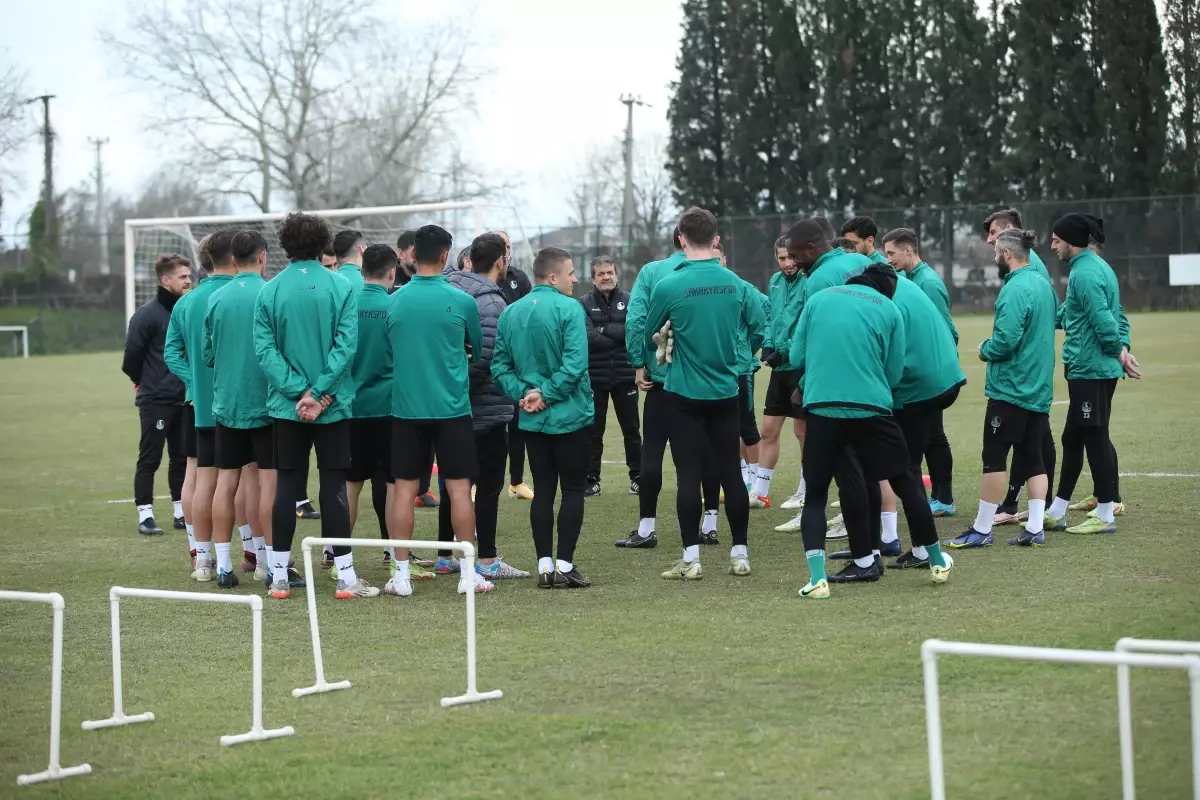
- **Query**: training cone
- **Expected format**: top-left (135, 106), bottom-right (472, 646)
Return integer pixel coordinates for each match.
top-left (922, 474), bottom-right (932, 489)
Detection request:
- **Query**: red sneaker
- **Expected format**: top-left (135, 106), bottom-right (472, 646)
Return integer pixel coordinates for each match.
top-left (241, 551), bottom-right (257, 572)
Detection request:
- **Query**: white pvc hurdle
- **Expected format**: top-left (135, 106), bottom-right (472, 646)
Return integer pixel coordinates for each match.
top-left (81, 587), bottom-right (294, 746)
top-left (1116, 638), bottom-right (1200, 800)
top-left (0, 590), bottom-right (92, 786)
top-left (922, 639), bottom-right (1200, 800)
top-left (294, 537), bottom-right (504, 707)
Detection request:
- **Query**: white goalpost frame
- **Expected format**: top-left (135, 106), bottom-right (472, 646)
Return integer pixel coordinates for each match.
top-left (82, 587), bottom-right (295, 747)
top-left (124, 201), bottom-right (492, 325)
top-left (0, 325), bottom-right (29, 358)
top-left (0, 590), bottom-right (92, 786)
top-left (294, 536), bottom-right (504, 708)
top-left (922, 639), bottom-right (1200, 800)
top-left (1117, 638), bottom-right (1200, 800)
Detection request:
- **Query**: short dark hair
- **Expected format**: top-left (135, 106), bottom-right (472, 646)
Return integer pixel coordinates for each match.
top-left (983, 208), bottom-right (1022, 235)
top-left (591, 255), bottom-right (616, 274)
top-left (786, 218), bottom-right (827, 248)
top-left (231, 230), bottom-right (268, 264)
top-left (813, 217), bottom-right (836, 241)
top-left (881, 227), bottom-right (919, 250)
top-left (533, 247), bottom-right (572, 281)
top-left (671, 226), bottom-right (682, 251)
top-left (831, 237), bottom-right (855, 252)
top-left (276, 213), bottom-right (333, 261)
top-left (774, 236), bottom-right (786, 250)
top-left (332, 229), bottom-right (364, 261)
top-left (413, 224), bottom-right (453, 265)
top-left (396, 230), bottom-right (417, 251)
top-left (840, 216), bottom-right (878, 241)
top-left (456, 247), bottom-right (471, 270)
top-left (677, 207), bottom-right (718, 248)
top-left (196, 235), bottom-right (214, 273)
top-left (202, 227), bottom-right (239, 267)
top-left (362, 243), bottom-right (398, 278)
top-left (154, 253), bottom-right (191, 280)
top-left (470, 232), bottom-right (507, 274)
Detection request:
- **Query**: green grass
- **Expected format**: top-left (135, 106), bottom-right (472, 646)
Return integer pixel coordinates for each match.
top-left (1, 313), bottom-right (1198, 799)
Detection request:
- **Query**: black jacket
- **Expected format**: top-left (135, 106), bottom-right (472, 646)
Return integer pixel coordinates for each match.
top-left (122, 286), bottom-right (187, 407)
top-left (446, 269), bottom-right (514, 432)
top-left (580, 287), bottom-right (634, 386)
top-left (498, 267), bottom-right (531, 306)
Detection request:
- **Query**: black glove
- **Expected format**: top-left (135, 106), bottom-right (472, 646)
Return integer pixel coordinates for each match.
top-left (764, 350), bottom-right (784, 368)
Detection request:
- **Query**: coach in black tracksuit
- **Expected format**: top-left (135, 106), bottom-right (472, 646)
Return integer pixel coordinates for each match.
top-left (122, 255), bottom-right (193, 533)
top-left (580, 256), bottom-right (642, 495)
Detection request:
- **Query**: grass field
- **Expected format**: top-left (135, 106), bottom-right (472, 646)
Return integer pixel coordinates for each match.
top-left (1, 312), bottom-right (1198, 799)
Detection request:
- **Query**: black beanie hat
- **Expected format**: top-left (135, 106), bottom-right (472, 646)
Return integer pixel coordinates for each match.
top-left (846, 264), bottom-right (898, 300)
top-left (1052, 213), bottom-right (1092, 248)
top-left (1083, 214), bottom-right (1105, 244)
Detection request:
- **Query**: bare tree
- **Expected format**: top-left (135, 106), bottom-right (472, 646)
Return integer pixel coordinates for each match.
top-left (628, 134), bottom-right (677, 254)
top-left (566, 145), bottom-right (621, 245)
top-left (101, 0), bottom-right (479, 212)
top-left (0, 51), bottom-right (31, 232)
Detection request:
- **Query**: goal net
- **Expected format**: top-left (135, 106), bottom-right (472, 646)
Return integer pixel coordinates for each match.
top-left (124, 202), bottom-right (530, 324)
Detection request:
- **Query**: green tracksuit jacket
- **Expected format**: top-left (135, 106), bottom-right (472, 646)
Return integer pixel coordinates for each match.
top-left (351, 283), bottom-right (392, 419)
top-left (980, 266), bottom-right (1057, 413)
top-left (763, 269), bottom-right (806, 363)
top-left (890, 271), bottom-right (966, 407)
top-left (252, 260), bottom-right (358, 424)
top-left (906, 261), bottom-right (958, 344)
top-left (791, 284), bottom-right (905, 418)
top-left (782, 248), bottom-right (872, 371)
top-left (738, 283), bottom-right (770, 375)
top-left (387, 274), bottom-right (482, 420)
top-left (337, 264), bottom-right (364, 291)
top-left (1057, 249), bottom-right (1126, 380)
top-left (868, 250), bottom-right (889, 264)
top-left (644, 259), bottom-right (767, 401)
top-left (202, 272), bottom-right (268, 429)
top-left (492, 285), bottom-right (594, 434)
top-left (164, 273), bottom-right (233, 428)
top-left (625, 251), bottom-right (687, 385)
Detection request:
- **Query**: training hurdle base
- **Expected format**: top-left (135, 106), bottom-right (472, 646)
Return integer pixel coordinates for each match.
top-left (1, 590), bottom-right (92, 786)
top-left (922, 639), bottom-right (1200, 800)
top-left (81, 587), bottom-right (294, 747)
top-left (294, 537), bottom-right (504, 707)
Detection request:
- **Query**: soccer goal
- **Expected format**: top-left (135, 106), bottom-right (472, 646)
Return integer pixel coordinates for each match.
top-left (0, 325), bottom-right (29, 358)
top-left (123, 201), bottom-right (532, 324)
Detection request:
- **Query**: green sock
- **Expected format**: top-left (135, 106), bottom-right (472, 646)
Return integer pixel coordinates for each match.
top-left (927, 542), bottom-right (947, 569)
top-left (805, 549), bottom-right (826, 584)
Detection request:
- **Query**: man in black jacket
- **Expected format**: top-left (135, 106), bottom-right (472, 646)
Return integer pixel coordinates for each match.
top-left (580, 255), bottom-right (642, 496)
top-left (122, 254), bottom-right (193, 535)
top-left (492, 229), bottom-right (536, 500)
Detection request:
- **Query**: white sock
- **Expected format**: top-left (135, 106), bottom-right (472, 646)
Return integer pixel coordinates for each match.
top-left (137, 504), bottom-right (154, 523)
top-left (215, 542), bottom-right (233, 573)
top-left (334, 553), bottom-right (357, 585)
top-left (747, 463), bottom-right (758, 486)
top-left (730, 544), bottom-right (747, 559)
top-left (323, 546), bottom-right (334, 557)
top-left (195, 541), bottom-right (211, 558)
top-left (555, 559), bottom-right (573, 573)
top-left (538, 557), bottom-right (554, 574)
top-left (973, 500), bottom-right (999, 534)
top-left (1048, 497), bottom-right (1069, 519)
top-left (752, 468), bottom-right (773, 498)
top-left (637, 518), bottom-right (655, 537)
top-left (880, 511), bottom-right (899, 543)
top-left (394, 559), bottom-right (411, 580)
top-left (797, 475), bottom-right (806, 500)
top-left (1027, 499), bottom-right (1046, 533)
top-left (1097, 501), bottom-right (1115, 523)
top-left (854, 555), bottom-right (874, 569)
top-left (270, 549), bottom-right (289, 583)
top-left (386, 547), bottom-right (396, 561)
top-left (173, 500), bottom-right (183, 519)
top-left (238, 525), bottom-right (253, 549)
top-left (296, 498), bottom-right (310, 509)
top-left (702, 509), bottom-right (719, 534)
top-left (740, 459), bottom-right (749, 485)
top-left (186, 523), bottom-right (196, 551)
top-left (912, 544), bottom-right (928, 560)
top-left (252, 536), bottom-right (266, 562)
top-left (683, 544), bottom-right (700, 563)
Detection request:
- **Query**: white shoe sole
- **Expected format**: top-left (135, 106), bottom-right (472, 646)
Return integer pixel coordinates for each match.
top-left (825, 525), bottom-right (848, 540)
top-left (780, 497), bottom-right (805, 510)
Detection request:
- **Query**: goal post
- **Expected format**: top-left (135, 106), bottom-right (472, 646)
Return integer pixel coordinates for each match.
top-left (124, 201), bottom-right (529, 325)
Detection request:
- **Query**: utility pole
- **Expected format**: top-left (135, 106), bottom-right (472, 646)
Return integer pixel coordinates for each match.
top-left (619, 95), bottom-right (647, 254)
top-left (90, 137), bottom-right (111, 275)
top-left (30, 95), bottom-right (56, 255)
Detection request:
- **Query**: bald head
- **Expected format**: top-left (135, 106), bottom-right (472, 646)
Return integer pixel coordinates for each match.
top-left (786, 218), bottom-right (832, 274)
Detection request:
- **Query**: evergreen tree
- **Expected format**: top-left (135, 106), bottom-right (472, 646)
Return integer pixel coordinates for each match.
top-left (1165, 0), bottom-right (1200, 193)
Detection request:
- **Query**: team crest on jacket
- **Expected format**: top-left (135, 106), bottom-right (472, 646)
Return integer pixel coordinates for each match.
top-left (617, 301), bottom-right (625, 310)
top-left (510, 280), bottom-right (518, 289)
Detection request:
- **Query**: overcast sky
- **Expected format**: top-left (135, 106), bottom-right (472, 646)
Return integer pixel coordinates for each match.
top-left (0, 0), bottom-right (682, 236)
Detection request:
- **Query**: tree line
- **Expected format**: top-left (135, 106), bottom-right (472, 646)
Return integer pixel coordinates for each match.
top-left (666, 0), bottom-right (1199, 219)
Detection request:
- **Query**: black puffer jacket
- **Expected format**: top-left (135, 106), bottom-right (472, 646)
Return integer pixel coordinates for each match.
top-left (446, 269), bottom-right (515, 431)
top-left (122, 287), bottom-right (187, 407)
top-left (580, 287), bottom-right (634, 387)
top-left (499, 267), bottom-right (531, 305)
